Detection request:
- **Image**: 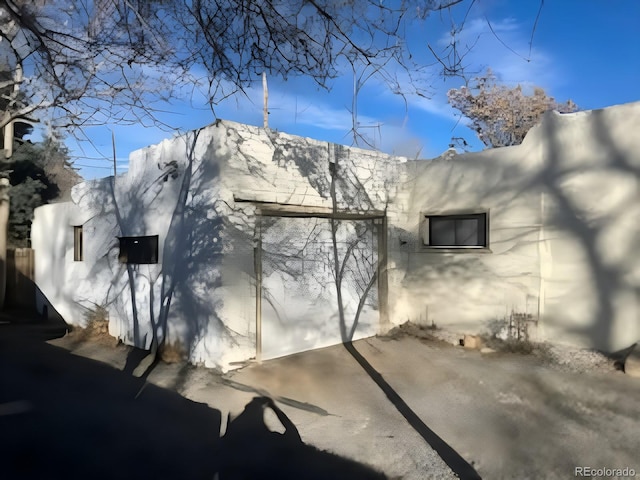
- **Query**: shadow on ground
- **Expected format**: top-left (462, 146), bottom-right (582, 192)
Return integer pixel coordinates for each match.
top-left (220, 396), bottom-right (386, 480)
top-left (0, 317), bottom-right (387, 480)
top-left (0, 307), bottom-right (68, 342)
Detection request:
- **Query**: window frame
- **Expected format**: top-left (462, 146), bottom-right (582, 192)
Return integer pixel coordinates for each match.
top-left (118, 235), bottom-right (159, 264)
top-left (420, 211), bottom-right (490, 252)
top-left (73, 225), bottom-right (83, 261)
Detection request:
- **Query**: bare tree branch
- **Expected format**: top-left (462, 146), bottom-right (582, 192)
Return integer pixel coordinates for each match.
top-left (448, 69), bottom-right (578, 148)
top-left (0, 0), bottom-right (545, 166)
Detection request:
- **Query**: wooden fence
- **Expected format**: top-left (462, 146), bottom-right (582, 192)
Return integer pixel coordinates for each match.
top-left (6, 247), bottom-right (35, 310)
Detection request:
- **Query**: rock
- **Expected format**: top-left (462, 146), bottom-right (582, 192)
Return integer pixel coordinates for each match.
top-left (480, 347), bottom-right (497, 354)
top-left (463, 335), bottom-right (484, 349)
top-left (624, 348), bottom-right (640, 378)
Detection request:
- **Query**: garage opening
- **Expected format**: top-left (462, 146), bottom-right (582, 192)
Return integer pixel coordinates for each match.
top-left (257, 214), bottom-right (385, 360)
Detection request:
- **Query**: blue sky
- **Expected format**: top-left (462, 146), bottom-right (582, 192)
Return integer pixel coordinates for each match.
top-left (64, 1), bottom-right (640, 180)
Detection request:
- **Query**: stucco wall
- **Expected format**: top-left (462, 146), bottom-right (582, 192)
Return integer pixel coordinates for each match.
top-left (32, 103), bottom-right (640, 368)
top-left (391, 102), bottom-right (639, 352)
top-left (533, 104), bottom-right (640, 352)
top-left (388, 142), bottom-right (543, 337)
top-left (32, 202), bottom-right (86, 323)
top-left (32, 120), bottom-right (402, 370)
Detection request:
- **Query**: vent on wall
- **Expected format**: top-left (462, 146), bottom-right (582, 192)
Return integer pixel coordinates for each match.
top-left (118, 235), bottom-right (159, 264)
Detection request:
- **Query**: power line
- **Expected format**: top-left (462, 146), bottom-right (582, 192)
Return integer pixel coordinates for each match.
top-left (73, 163), bottom-right (118, 169)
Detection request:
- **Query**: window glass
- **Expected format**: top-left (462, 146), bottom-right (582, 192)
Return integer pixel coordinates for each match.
top-left (426, 213), bottom-right (487, 248)
top-left (457, 218), bottom-right (479, 246)
top-left (73, 226), bottom-right (83, 261)
top-left (430, 219), bottom-right (456, 246)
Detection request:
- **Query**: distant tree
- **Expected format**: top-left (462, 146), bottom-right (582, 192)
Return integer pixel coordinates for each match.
top-left (40, 136), bottom-right (82, 200)
top-left (448, 70), bottom-right (578, 148)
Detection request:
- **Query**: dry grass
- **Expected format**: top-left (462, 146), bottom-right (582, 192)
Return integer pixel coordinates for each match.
top-left (159, 342), bottom-right (186, 364)
top-left (384, 321), bottom-right (453, 347)
top-left (68, 304), bottom-right (187, 365)
top-left (489, 338), bottom-right (536, 354)
top-left (389, 321), bottom-right (547, 356)
top-left (67, 305), bottom-right (119, 347)
top-left (68, 321), bottom-right (119, 347)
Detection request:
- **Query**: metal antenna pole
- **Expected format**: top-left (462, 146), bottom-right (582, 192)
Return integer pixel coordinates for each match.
top-left (263, 72), bottom-right (268, 129)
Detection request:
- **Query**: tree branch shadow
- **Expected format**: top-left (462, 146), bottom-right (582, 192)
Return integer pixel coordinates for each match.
top-left (343, 341), bottom-right (482, 480)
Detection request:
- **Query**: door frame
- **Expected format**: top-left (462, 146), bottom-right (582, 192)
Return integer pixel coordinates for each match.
top-left (254, 205), bottom-right (388, 362)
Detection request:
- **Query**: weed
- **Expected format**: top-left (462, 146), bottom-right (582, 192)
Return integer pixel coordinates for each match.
top-left (159, 341), bottom-right (186, 363)
top-left (69, 304), bottom-right (117, 347)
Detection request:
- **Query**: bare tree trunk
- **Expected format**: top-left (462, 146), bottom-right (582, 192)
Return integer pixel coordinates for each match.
top-left (3, 122), bottom-right (13, 159)
top-left (0, 179), bottom-right (9, 309)
top-left (262, 72), bottom-right (269, 129)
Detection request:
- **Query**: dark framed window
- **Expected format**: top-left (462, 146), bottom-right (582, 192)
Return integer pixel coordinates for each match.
top-left (73, 226), bottom-right (83, 261)
top-left (118, 235), bottom-right (159, 264)
top-left (424, 213), bottom-right (487, 248)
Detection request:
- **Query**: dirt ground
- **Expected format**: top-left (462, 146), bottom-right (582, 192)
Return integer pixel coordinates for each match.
top-left (2, 315), bottom-right (640, 479)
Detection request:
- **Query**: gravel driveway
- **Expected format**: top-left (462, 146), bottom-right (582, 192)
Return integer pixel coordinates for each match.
top-left (3, 317), bottom-right (639, 479)
top-left (203, 334), bottom-right (640, 480)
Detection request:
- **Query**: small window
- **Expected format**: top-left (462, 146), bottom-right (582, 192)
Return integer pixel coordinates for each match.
top-left (73, 226), bottom-right (83, 261)
top-left (423, 213), bottom-right (487, 248)
top-left (118, 235), bottom-right (159, 264)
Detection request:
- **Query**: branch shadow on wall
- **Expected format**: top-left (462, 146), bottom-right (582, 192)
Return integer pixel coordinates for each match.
top-left (537, 110), bottom-right (640, 351)
top-left (328, 148), bottom-right (482, 478)
top-left (259, 215), bottom-right (380, 359)
top-left (266, 144), bottom-right (481, 478)
top-left (95, 130), bottom-right (239, 375)
top-left (522, 110), bottom-right (638, 352)
top-left (410, 109), bottom-right (639, 353)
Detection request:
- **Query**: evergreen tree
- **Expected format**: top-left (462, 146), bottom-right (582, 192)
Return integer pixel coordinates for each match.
top-left (7, 137), bottom-right (80, 247)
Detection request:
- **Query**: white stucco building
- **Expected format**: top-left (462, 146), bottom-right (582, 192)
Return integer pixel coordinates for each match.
top-left (32, 102), bottom-right (640, 370)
